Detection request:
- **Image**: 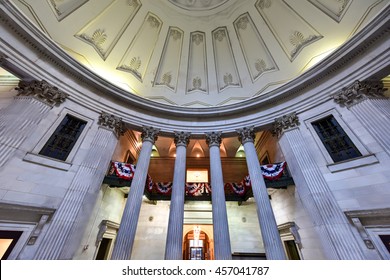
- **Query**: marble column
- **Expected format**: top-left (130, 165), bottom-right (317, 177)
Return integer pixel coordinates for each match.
top-left (237, 127), bottom-right (286, 260)
top-left (333, 80), bottom-right (390, 155)
top-left (165, 131), bottom-right (190, 260)
top-left (273, 112), bottom-right (365, 259)
top-left (206, 132), bottom-right (232, 260)
top-left (111, 126), bottom-right (159, 260)
top-left (0, 80), bottom-right (68, 167)
top-left (34, 112), bottom-right (124, 259)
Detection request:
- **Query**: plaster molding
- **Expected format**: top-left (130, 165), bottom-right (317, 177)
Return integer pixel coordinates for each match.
top-left (141, 126), bottom-right (159, 144)
top-left (333, 80), bottom-right (387, 108)
top-left (98, 112), bottom-right (126, 137)
top-left (237, 126), bottom-right (255, 144)
top-left (174, 131), bottom-right (191, 147)
top-left (205, 131), bottom-right (222, 147)
top-left (272, 112), bottom-right (300, 138)
top-left (16, 79), bottom-right (68, 106)
top-left (0, 1), bottom-right (389, 135)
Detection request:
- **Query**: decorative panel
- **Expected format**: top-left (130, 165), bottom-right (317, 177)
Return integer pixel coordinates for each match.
top-left (153, 27), bottom-right (184, 92)
top-left (75, 0), bottom-right (141, 60)
top-left (212, 27), bottom-right (241, 92)
top-left (168, 0), bottom-right (230, 10)
top-left (234, 13), bottom-right (278, 82)
top-left (47, 0), bottom-right (89, 21)
top-left (255, 0), bottom-right (323, 61)
top-left (117, 13), bottom-right (162, 82)
top-left (309, 0), bottom-right (351, 22)
top-left (186, 32), bottom-right (208, 94)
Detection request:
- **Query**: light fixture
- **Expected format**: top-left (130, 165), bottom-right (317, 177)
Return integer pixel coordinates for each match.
top-left (235, 145), bottom-right (246, 158)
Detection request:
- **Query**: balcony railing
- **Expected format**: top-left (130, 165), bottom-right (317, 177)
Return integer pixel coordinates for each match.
top-left (103, 161), bottom-right (294, 202)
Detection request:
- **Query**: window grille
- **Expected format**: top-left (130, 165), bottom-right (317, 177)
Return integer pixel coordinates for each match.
top-left (312, 116), bottom-right (361, 162)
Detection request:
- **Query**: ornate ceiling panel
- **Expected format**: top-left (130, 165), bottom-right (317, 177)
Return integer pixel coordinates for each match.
top-left (234, 13), bottom-right (278, 82)
top-left (212, 27), bottom-right (241, 92)
top-left (153, 27), bottom-right (184, 92)
top-left (117, 12), bottom-right (162, 82)
top-left (10, 0), bottom-right (389, 107)
top-left (187, 31), bottom-right (208, 94)
top-left (75, 0), bottom-right (141, 60)
top-left (168, 0), bottom-right (230, 11)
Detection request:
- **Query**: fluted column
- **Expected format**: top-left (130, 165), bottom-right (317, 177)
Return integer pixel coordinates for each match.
top-left (165, 131), bottom-right (190, 260)
top-left (333, 80), bottom-right (390, 155)
top-left (206, 132), bottom-right (232, 260)
top-left (273, 113), bottom-right (365, 259)
top-left (0, 80), bottom-right (68, 168)
top-left (111, 126), bottom-right (159, 260)
top-left (237, 127), bottom-right (286, 260)
top-left (34, 112), bottom-right (124, 259)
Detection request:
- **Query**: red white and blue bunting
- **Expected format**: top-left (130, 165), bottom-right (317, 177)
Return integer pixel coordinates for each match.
top-left (156, 182), bottom-right (172, 194)
top-left (226, 182), bottom-right (246, 196)
top-left (111, 161), bottom-right (135, 180)
top-left (109, 160), bottom-right (287, 195)
top-left (186, 183), bottom-right (211, 196)
top-left (146, 175), bottom-right (153, 191)
top-left (260, 161), bottom-right (286, 180)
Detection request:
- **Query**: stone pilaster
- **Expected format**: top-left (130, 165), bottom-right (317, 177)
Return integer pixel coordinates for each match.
top-left (237, 126), bottom-right (286, 260)
top-left (34, 112), bottom-right (124, 259)
top-left (333, 80), bottom-right (390, 154)
top-left (205, 132), bottom-right (232, 260)
top-left (0, 80), bottom-right (68, 168)
top-left (165, 131), bottom-right (190, 260)
top-left (111, 126), bottom-right (159, 260)
top-left (273, 112), bottom-right (366, 259)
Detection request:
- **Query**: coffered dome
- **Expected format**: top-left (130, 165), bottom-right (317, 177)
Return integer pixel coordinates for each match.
top-left (9, 0), bottom-right (389, 107)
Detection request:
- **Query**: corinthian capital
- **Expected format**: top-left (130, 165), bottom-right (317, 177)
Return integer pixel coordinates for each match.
top-left (272, 112), bottom-right (300, 138)
top-left (16, 80), bottom-right (68, 106)
top-left (98, 112), bottom-right (125, 137)
top-left (205, 131), bottom-right (222, 147)
top-left (141, 126), bottom-right (159, 144)
top-left (174, 131), bottom-right (191, 147)
top-left (333, 80), bottom-right (386, 107)
top-left (237, 126), bottom-right (255, 144)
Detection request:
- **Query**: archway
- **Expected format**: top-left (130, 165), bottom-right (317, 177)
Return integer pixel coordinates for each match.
top-left (183, 225), bottom-right (213, 260)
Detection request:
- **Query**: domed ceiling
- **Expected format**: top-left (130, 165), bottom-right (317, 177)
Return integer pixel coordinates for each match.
top-left (10, 0), bottom-right (389, 107)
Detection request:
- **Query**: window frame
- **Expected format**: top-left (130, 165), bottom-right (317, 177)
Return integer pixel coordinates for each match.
top-left (38, 114), bottom-right (87, 161)
top-left (304, 109), bottom-right (373, 169)
top-left (24, 108), bottom-right (93, 170)
top-left (311, 115), bottom-right (362, 163)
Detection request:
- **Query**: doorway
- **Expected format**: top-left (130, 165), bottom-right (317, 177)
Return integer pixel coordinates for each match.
top-left (183, 225), bottom-right (213, 260)
top-left (0, 231), bottom-right (23, 260)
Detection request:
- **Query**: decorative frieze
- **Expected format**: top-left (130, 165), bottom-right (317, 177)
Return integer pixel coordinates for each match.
top-left (174, 131), bottom-right (190, 147)
top-left (237, 126), bottom-right (255, 144)
top-left (16, 80), bottom-right (68, 106)
top-left (141, 126), bottom-right (159, 143)
top-left (272, 112), bottom-right (300, 137)
top-left (205, 131), bottom-right (222, 147)
top-left (333, 80), bottom-right (387, 107)
top-left (98, 112), bottom-right (125, 137)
